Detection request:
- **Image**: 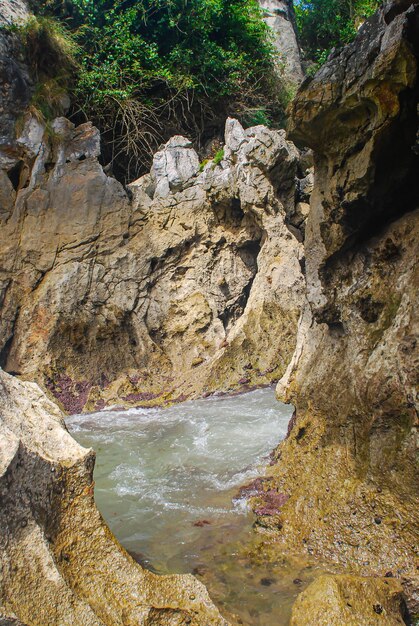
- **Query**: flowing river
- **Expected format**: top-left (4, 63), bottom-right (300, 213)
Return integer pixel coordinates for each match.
top-left (67, 387), bottom-right (326, 625)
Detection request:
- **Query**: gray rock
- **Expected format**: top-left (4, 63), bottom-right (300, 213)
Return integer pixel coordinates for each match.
top-left (0, 0), bottom-right (29, 26)
top-left (297, 170), bottom-right (314, 202)
top-left (259, 0), bottom-right (303, 84)
top-left (152, 135), bottom-right (200, 197)
top-left (0, 30), bottom-right (32, 168)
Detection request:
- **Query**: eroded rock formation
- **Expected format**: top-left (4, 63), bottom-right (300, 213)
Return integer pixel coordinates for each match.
top-left (0, 112), bottom-right (307, 412)
top-left (0, 368), bottom-right (228, 626)
top-left (253, 0), bottom-right (419, 612)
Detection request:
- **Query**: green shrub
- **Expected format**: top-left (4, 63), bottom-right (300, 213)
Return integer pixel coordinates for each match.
top-left (26, 0), bottom-right (287, 182)
top-left (295, 0), bottom-right (381, 65)
top-left (11, 15), bottom-right (78, 80)
top-left (213, 148), bottom-right (225, 166)
top-left (242, 107), bottom-right (272, 128)
top-left (199, 158), bottom-right (210, 172)
top-left (10, 15), bottom-right (79, 121)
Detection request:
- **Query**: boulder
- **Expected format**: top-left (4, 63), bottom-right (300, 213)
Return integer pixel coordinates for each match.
top-left (152, 136), bottom-right (201, 198)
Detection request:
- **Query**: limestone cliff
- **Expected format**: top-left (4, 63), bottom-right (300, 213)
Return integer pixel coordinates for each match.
top-left (252, 0), bottom-right (419, 611)
top-left (0, 368), bottom-right (227, 626)
top-left (0, 111), bottom-right (307, 412)
top-left (259, 0), bottom-right (304, 84)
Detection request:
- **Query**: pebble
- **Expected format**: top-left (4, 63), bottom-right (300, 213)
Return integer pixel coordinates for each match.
top-left (260, 577), bottom-right (276, 587)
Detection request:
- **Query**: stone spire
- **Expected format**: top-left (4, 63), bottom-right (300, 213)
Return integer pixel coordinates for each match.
top-left (259, 0), bottom-right (304, 84)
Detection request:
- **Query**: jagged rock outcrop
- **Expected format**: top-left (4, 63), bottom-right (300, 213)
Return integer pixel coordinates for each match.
top-left (0, 368), bottom-right (228, 626)
top-left (259, 0), bottom-right (304, 84)
top-left (253, 0), bottom-right (419, 612)
top-left (0, 113), bottom-right (306, 412)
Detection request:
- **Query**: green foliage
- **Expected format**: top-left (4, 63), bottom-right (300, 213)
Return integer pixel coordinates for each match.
top-left (199, 158), bottom-right (210, 172)
top-left (10, 15), bottom-right (79, 120)
top-left (199, 147), bottom-right (224, 171)
top-left (213, 148), bottom-right (224, 166)
top-left (70, 0), bottom-right (276, 101)
top-left (11, 15), bottom-right (78, 79)
top-left (295, 0), bottom-right (381, 64)
top-left (27, 0), bottom-right (286, 181)
top-left (242, 107), bottom-right (272, 128)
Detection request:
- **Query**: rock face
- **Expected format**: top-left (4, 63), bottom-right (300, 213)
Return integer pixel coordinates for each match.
top-left (0, 368), bottom-right (228, 626)
top-left (0, 1), bottom-right (29, 26)
top-left (0, 112), bottom-right (306, 412)
top-left (0, 0), bottom-right (31, 170)
top-left (290, 575), bottom-right (408, 626)
top-left (254, 0), bottom-right (419, 611)
top-left (259, 0), bottom-right (304, 84)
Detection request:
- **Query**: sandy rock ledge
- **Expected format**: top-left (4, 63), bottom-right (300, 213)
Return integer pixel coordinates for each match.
top-left (290, 575), bottom-right (408, 626)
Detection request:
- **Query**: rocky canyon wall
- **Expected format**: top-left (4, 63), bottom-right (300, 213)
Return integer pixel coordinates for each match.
top-left (1, 0), bottom-right (418, 621)
top-left (0, 0), bottom-right (308, 413)
top-left (253, 0), bottom-right (419, 611)
top-left (0, 115), bottom-right (307, 413)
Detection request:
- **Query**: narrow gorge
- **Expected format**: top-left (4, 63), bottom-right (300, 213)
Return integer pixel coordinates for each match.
top-left (0, 0), bottom-right (418, 624)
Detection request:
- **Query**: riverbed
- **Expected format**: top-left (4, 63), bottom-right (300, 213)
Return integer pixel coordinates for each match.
top-left (67, 388), bottom-right (326, 625)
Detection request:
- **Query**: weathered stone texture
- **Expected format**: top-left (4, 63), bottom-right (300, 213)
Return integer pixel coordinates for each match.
top-left (0, 114), bottom-right (306, 412)
top-left (0, 0), bottom-right (31, 169)
top-left (254, 0), bottom-right (419, 613)
top-left (290, 575), bottom-right (408, 626)
top-left (259, 0), bottom-right (304, 84)
top-left (0, 369), bottom-right (228, 626)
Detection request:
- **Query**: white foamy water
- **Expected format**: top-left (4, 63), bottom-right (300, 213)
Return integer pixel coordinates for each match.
top-left (66, 388), bottom-right (321, 626)
top-left (67, 388), bottom-right (292, 569)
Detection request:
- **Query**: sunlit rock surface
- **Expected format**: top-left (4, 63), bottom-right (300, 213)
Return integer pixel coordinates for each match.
top-left (259, 0), bottom-right (303, 84)
top-left (290, 575), bottom-right (408, 626)
top-left (255, 0), bottom-right (419, 612)
top-left (0, 369), bottom-right (228, 626)
top-left (0, 113), bottom-right (306, 412)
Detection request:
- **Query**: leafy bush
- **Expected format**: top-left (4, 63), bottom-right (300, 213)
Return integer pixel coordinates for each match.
top-left (295, 0), bottom-right (381, 64)
top-left (26, 0), bottom-right (289, 182)
top-left (242, 107), bottom-right (272, 128)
